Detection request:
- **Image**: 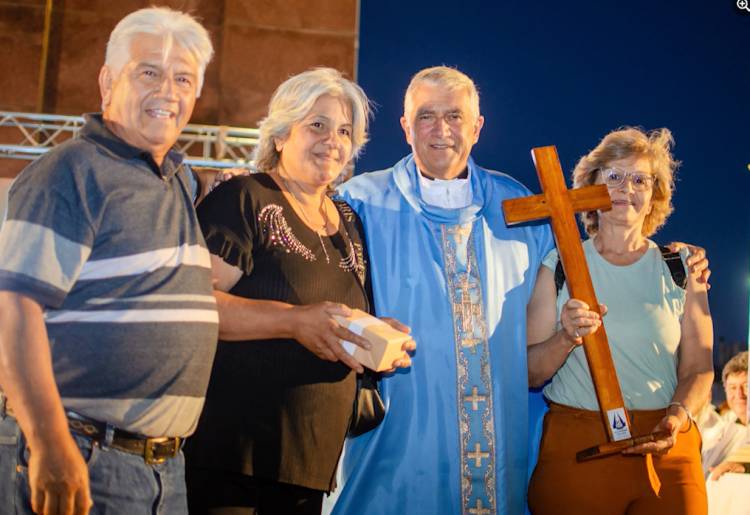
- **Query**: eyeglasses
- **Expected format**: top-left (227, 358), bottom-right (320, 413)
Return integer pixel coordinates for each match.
top-left (599, 168), bottom-right (656, 191)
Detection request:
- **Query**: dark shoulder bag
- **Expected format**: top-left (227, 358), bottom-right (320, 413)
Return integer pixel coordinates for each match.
top-left (349, 368), bottom-right (386, 436)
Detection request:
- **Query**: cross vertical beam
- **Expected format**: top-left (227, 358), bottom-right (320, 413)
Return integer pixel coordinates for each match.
top-left (532, 147), bottom-right (629, 440)
top-left (503, 146), bottom-right (668, 459)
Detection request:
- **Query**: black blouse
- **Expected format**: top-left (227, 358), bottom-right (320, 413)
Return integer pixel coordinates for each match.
top-left (185, 173), bottom-right (370, 492)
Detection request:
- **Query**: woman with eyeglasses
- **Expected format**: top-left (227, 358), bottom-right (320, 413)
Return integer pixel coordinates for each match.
top-left (526, 127), bottom-right (713, 514)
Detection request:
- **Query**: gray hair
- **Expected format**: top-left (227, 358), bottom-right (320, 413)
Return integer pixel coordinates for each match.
top-left (253, 68), bottom-right (371, 173)
top-left (105, 7), bottom-right (214, 96)
top-left (723, 351), bottom-right (748, 385)
top-left (403, 66), bottom-right (481, 120)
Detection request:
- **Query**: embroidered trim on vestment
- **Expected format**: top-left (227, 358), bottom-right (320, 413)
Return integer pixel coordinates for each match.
top-left (441, 223), bottom-right (497, 515)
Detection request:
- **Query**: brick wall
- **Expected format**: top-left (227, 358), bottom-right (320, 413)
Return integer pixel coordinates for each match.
top-left (0, 0), bottom-right (359, 177)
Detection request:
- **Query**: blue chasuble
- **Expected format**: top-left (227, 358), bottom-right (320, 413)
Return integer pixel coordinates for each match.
top-left (333, 155), bottom-right (553, 514)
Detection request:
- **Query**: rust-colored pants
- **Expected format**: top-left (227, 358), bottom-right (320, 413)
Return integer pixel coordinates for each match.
top-left (528, 403), bottom-right (707, 515)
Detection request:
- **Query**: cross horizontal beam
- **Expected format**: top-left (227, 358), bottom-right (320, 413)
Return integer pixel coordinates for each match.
top-left (503, 184), bottom-right (611, 225)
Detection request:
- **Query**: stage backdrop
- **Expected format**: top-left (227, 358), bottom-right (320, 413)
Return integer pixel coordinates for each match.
top-left (355, 0), bottom-right (750, 345)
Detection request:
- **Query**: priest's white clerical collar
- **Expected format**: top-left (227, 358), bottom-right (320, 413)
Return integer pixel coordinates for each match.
top-left (418, 167), bottom-right (472, 209)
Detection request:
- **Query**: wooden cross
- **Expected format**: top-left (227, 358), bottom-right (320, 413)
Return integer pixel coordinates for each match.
top-left (502, 146), bottom-right (668, 461)
top-left (468, 499), bottom-right (491, 515)
top-left (464, 386), bottom-right (487, 411)
top-left (467, 442), bottom-right (490, 467)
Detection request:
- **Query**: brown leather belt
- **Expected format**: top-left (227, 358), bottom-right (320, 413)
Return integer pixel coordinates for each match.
top-left (1, 394), bottom-right (180, 465)
top-left (66, 411), bottom-right (181, 465)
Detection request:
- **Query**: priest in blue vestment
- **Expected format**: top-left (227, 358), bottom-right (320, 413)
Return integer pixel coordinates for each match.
top-left (332, 66), bottom-right (554, 514)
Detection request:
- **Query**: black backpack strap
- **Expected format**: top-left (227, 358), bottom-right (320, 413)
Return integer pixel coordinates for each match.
top-left (553, 246), bottom-right (686, 294)
top-left (659, 245), bottom-right (687, 290)
top-left (554, 258), bottom-right (566, 295)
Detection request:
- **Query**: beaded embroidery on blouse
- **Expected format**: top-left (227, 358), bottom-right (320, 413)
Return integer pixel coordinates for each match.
top-left (333, 201), bottom-right (366, 283)
top-left (258, 204), bottom-right (316, 261)
top-left (258, 202), bottom-right (364, 277)
top-left (339, 240), bottom-right (365, 285)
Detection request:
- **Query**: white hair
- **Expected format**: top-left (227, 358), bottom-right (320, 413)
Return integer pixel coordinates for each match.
top-left (253, 67), bottom-right (372, 173)
top-left (105, 7), bottom-right (214, 95)
top-left (404, 66), bottom-right (481, 121)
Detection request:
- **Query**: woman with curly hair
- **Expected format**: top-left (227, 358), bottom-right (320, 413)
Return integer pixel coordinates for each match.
top-left (527, 127), bottom-right (713, 514)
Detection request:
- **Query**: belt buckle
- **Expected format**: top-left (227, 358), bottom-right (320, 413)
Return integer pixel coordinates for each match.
top-left (143, 437), bottom-right (180, 465)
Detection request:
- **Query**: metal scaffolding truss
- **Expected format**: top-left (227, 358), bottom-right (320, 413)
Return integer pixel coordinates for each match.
top-left (0, 111), bottom-right (259, 168)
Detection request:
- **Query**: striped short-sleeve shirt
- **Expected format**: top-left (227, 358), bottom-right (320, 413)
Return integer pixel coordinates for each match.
top-left (0, 114), bottom-right (218, 437)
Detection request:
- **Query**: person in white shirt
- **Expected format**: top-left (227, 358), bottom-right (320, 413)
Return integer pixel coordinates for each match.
top-left (700, 351), bottom-right (749, 480)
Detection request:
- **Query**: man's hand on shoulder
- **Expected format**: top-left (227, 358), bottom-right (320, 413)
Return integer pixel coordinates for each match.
top-left (193, 166), bottom-right (251, 205)
top-left (28, 432), bottom-right (92, 515)
top-left (667, 242), bottom-right (711, 288)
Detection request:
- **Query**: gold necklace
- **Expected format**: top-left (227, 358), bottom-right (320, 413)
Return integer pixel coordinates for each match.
top-left (278, 171), bottom-right (332, 264)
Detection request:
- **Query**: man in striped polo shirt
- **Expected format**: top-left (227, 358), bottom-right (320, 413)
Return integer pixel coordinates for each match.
top-left (0, 8), bottom-right (218, 515)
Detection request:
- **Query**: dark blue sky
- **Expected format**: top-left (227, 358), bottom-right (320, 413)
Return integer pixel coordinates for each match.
top-left (356, 0), bottom-right (750, 344)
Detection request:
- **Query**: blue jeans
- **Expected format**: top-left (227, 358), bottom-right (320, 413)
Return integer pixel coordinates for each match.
top-left (0, 414), bottom-right (188, 514)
